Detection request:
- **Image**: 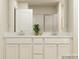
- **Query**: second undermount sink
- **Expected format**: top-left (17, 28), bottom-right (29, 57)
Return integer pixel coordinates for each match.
top-left (42, 32), bottom-right (72, 36)
top-left (42, 32), bottom-right (57, 36)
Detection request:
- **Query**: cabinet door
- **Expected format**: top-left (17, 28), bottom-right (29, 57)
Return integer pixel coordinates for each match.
top-left (6, 45), bottom-right (18, 59)
top-left (44, 45), bottom-right (57, 59)
top-left (58, 45), bottom-right (71, 59)
top-left (20, 45), bottom-right (32, 59)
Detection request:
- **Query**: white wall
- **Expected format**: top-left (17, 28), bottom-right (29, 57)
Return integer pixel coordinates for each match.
top-left (9, 0), bottom-right (18, 32)
top-left (68, 0), bottom-right (78, 56)
top-left (18, 2), bottom-right (29, 9)
top-left (61, 0), bottom-right (68, 32)
top-left (57, 2), bottom-right (62, 32)
top-left (72, 0), bottom-right (78, 56)
top-left (68, 0), bottom-right (73, 32)
top-left (58, 0), bottom-right (68, 32)
top-left (0, 0), bottom-right (9, 59)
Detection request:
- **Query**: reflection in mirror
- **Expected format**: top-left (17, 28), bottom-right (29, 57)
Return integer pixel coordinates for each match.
top-left (14, 9), bottom-right (33, 32)
top-left (33, 14), bottom-right (58, 32)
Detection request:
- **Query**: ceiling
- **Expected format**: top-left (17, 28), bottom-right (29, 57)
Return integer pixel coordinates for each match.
top-left (17, 0), bottom-right (59, 6)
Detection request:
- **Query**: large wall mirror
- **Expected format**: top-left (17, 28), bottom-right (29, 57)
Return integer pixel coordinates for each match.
top-left (14, 5), bottom-right (59, 33)
top-left (13, 2), bottom-right (68, 33)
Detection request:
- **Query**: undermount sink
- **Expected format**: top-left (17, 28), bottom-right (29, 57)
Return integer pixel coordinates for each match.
top-left (42, 32), bottom-right (57, 36)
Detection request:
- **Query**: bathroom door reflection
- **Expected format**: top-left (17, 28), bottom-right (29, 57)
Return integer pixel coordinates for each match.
top-left (45, 14), bottom-right (58, 32)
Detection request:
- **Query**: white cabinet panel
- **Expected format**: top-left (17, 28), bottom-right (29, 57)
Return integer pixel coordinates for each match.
top-left (44, 45), bottom-right (57, 59)
top-left (20, 45), bottom-right (32, 59)
top-left (4, 36), bottom-right (72, 59)
top-left (6, 45), bottom-right (18, 59)
top-left (58, 45), bottom-right (71, 59)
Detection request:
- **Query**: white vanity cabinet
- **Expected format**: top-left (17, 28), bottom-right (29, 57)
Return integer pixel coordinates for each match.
top-left (44, 45), bottom-right (57, 59)
top-left (20, 45), bottom-right (32, 59)
top-left (5, 38), bottom-right (33, 59)
top-left (44, 38), bottom-right (72, 59)
top-left (6, 45), bottom-right (18, 59)
top-left (4, 36), bottom-right (72, 59)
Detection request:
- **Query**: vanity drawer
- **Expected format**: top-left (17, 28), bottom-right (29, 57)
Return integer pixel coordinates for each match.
top-left (6, 38), bottom-right (32, 43)
top-left (33, 38), bottom-right (43, 43)
top-left (20, 38), bottom-right (32, 43)
top-left (33, 45), bottom-right (43, 53)
top-left (34, 55), bottom-right (43, 59)
top-left (45, 38), bottom-right (70, 44)
top-left (6, 38), bottom-right (20, 43)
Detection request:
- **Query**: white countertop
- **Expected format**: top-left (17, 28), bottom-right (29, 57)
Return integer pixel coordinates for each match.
top-left (4, 32), bottom-right (72, 38)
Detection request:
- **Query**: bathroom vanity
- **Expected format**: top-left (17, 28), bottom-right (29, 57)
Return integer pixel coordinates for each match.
top-left (5, 1), bottom-right (73, 59)
top-left (4, 33), bottom-right (72, 59)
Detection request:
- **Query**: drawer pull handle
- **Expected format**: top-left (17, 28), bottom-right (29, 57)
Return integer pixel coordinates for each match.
top-left (34, 53), bottom-right (43, 55)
